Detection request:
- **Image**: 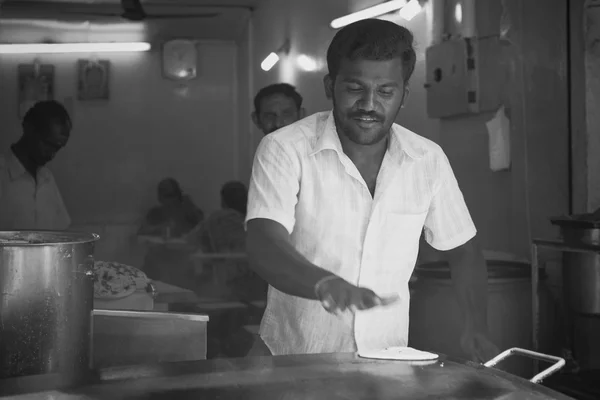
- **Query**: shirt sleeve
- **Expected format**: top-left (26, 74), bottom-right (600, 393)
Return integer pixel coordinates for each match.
top-left (52, 178), bottom-right (71, 230)
top-left (245, 136), bottom-right (300, 234)
top-left (423, 151), bottom-right (477, 251)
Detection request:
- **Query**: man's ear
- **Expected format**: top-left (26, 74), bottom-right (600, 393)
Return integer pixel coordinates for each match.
top-left (401, 87), bottom-right (410, 108)
top-left (251, 111), bottom-right (260, 128)
top-left (323, 74), bottom-right (333, 100)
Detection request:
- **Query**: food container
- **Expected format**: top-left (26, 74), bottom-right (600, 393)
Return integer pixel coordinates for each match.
top-left (0, 230), bottom-right (99, 395)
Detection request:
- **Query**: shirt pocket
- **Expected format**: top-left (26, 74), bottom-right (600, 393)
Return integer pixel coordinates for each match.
top-left (381, 211), bottom-right (428, 274)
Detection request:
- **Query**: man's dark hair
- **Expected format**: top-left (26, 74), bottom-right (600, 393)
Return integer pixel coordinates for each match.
top-left (22, 100), bottom-right (72, 133)
top-left (326, 19), bottom-right (416, 83)
top-left (253, 83), bottom-right (303, 114)
top-left (158, 177), bottom-right (183, 201)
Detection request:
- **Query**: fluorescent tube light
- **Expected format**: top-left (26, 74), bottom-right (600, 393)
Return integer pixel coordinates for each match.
top-left (0, 42), bottom-right (151, 54)
top-left (330, 0), bottom-right (408, 29)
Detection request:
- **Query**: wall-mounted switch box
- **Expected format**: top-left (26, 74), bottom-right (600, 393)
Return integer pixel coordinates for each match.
top-left (425, 36), bottom-right (505, 119)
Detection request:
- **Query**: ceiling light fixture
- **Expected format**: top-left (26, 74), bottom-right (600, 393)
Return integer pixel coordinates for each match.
top-left (398, 0), bottom-right (423, 21)
top-left (330, 0), bottom-right (408, 29)
top-left (0, 42), bottom-right (151, 54)
top-left (260, 39), bottom-right (290, 72)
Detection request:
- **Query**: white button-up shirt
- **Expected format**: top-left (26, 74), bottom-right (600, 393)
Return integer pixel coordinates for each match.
top-left (246, 111), bottom-right (476, 355)
top-left (0, 150), bottom-right (71, 230)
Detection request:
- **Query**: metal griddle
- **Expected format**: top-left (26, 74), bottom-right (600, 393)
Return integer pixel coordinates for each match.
top-left (2, 348), bottom-right (573, 400)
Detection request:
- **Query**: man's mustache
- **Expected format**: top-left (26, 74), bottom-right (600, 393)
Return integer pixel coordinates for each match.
top-left (348, 112), bottom-right (383, 121)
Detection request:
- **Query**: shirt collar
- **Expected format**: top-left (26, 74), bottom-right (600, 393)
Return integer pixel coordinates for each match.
top-left (309, 110), bottom-right (425, 160)
top-left (6, 149), bottom-right (51, 183)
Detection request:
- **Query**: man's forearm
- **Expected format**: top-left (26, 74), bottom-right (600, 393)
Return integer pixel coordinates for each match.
top-left (447, 240), bottom-right (489, 333)
top-left (246, 222), bottom-right (336, 300)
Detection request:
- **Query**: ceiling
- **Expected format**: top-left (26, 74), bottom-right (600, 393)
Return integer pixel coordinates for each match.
top-left (0, 0), bottom-right (261, 41)
top-left (0, 0), bottom-right (259, 6)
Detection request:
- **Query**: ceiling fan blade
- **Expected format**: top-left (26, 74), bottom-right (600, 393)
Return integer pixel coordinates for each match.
top-left (121, 0), bottom-right (145, 14)
top-left (120, 0), bottom-right (146, 20)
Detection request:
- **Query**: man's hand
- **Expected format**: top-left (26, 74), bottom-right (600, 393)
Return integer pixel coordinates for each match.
top-left (460, 329), bottom-right (500, 363)
top-left (316, 277), bottom-right (398, 314)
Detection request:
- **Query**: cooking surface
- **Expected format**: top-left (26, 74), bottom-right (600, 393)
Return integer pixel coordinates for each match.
top-left (5, 353), bottom-right (573, 400)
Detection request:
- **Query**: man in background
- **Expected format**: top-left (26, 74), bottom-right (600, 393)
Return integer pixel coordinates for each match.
top-left (0, 100), bottom-right (71, 230)
top-left (251, 83), bottom-right (306, 136)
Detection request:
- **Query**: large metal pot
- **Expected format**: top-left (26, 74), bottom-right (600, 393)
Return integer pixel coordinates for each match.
top-left (0, 230), bottom-right (99, 393)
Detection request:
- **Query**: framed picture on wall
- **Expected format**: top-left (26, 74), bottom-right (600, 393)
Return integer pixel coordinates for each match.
top-left (77, 59), bottom-right (110, 101)
top-left (17, 63), bottom-right (55, 119)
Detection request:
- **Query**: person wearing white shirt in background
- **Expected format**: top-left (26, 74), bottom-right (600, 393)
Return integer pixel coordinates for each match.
top-left (0, 100), bottom-right (71, 230)
top-left (245, 18), bottom-right (499, 362)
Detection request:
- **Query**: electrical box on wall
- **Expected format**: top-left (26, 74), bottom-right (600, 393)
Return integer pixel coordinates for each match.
top-left (425, 35), bottom-right (505, 119)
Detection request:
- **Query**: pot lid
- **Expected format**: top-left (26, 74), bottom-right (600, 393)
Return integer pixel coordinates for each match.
top-left (0, 230), bottom-right (100, 246)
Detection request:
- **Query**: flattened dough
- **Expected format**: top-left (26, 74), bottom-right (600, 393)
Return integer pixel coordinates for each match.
top-left (358, 346), bottom-right (439, 361)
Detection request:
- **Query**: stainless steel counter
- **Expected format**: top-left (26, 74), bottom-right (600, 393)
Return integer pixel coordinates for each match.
top-left (2, 352), bottom-right (574, 399)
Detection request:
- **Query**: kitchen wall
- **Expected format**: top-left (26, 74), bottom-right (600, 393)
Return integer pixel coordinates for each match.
top-left (235, 17), bottom-right (255, 185)
top-left (0, 19), bottom-right (244, 266)
top-left (250, 0), bottom-right (570, 263)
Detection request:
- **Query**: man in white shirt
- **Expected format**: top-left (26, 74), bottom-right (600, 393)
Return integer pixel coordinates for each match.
top-left (245, 19), bottom-right (498, 362)
top-left (0, 100), bottom-right (71, 230)
top-left (251, 83), bottom-right (306, 136)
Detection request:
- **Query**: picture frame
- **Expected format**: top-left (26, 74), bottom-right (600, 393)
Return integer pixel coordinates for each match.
top-left (77, 59), bottom-right (110, 101)
top-left (17, 62), bottom-right (55, 119)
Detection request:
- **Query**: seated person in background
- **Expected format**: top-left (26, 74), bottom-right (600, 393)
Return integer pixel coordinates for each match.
top-left (196, 181), bottom-right (247, 253)
top-left (0, 100), bottom-right (72, 230)
top-left (139, 178), bottom-right (203, 289)
top-left (190, 181), bottom-right (267, 358)
top-left (190, 181), bottom-right (267, 301)
top-left (139, 177), bottom-right (204, 238)
top-left (251, 83), bottom-right (306, 136)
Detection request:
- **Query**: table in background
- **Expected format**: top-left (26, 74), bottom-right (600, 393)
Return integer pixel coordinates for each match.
top-left (152, 280), bottom-right (200, 311)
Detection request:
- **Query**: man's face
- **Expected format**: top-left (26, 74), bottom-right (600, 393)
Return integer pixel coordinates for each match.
top-left (25, 121), bottom-right (70, 167)
top-left (325, 57), bottom-right (407, 146)
top-left (252, 94), bottom-right (304, 135)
